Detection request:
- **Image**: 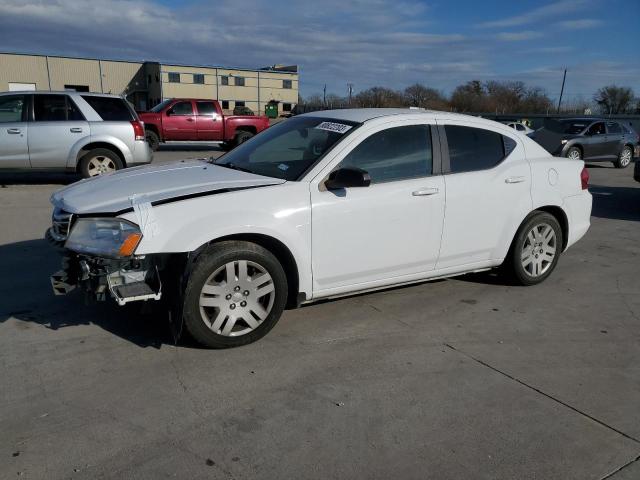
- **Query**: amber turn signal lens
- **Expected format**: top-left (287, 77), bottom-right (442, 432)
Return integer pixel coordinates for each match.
top-left (118, 232), bottom-right (143, 256)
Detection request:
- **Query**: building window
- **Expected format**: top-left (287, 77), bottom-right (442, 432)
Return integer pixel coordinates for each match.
top-left (148, 74), bottom-right (152, 85)
top-left (283, 79), bottom-right (292, 89)
top-left (221, 100), bottom-right (229, 109)
top-left (235, 76), bottom-right (245, 87)
top-left (168, 72), bottom-right (180, 83)
top-left (282, 103), bottom-right (292, 112)
top-left (221, 76), bottom-right (229, 86)
top-left (155, 73), bottom-right (160, 82)
top-left (193, 74), bottom-right (205, 84)
top-left (235, 101), bottom-right (245, 107)
top-left (64, 84), bottom-right (90, 92)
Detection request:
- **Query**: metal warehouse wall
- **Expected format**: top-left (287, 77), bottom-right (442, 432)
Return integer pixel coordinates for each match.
top-left (0, 53), bottom-right (50, 90)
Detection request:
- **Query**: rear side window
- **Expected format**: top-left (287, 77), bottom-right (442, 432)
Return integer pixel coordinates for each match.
top-left (445, 125), bottom-right (513, 173)
top-left (81, 96), bottom-right (134, 121)
top-left (196, 101), bottom-right (217, 115)
top-left (606, 122), bottom-right (621, 134)
top-left (33, 94), bottom-right (85, 122)
top-left (0, 95), bottom-right (26, 123)
top-left (340, 125), bottom-right (432, 183)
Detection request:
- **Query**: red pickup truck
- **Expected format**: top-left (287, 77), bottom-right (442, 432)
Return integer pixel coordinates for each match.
top-left (139, 99), bottom-right (270, 151)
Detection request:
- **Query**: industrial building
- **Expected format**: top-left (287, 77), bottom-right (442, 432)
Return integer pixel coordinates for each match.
top-left (0, 52), bottom-right (298, 115)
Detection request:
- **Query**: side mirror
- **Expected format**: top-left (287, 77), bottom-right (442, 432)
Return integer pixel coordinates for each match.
top-left (325, 167), bottom-right (371, 190)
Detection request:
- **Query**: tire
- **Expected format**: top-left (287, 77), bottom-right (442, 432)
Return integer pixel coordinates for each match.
top-left (146, 130), bottom-right (160, 151)
top-left (505, 211), bottom-right (563, 286)
top-left (79, 148), bottom-right (123, 178)
top-left (182, 241), bottom-right (288, 348)
top-left (234, 130), bottom-right (254, 146)
top-left (566, 146), bottom-right (582, 160)
top-left (614, 146), bottom-right (632, 169)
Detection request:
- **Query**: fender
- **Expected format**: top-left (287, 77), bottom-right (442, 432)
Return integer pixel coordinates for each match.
top-left (66, 135), bottom-right (133, 169)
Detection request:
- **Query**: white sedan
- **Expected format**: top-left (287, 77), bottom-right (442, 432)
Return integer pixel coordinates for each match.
top-left (506, 121), bottom-right (534, 135)
top-left (48, 109), bottom-right (592, 348)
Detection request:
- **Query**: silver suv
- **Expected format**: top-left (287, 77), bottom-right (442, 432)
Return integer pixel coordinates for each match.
top-left (0, 91), bottom-right (152, 178)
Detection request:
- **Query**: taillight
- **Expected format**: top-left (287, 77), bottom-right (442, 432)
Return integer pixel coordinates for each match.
top-left (130, 120), bottom-right (145, 141)
top-left (580, 167), bottom-right (589, 190)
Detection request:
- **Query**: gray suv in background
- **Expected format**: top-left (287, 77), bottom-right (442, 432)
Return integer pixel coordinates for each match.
top-left (0, 91), bottom-right (152, 178)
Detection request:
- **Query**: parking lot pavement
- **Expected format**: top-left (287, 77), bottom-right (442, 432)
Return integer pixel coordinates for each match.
top-left (1, 161), bottom-right (639, 479)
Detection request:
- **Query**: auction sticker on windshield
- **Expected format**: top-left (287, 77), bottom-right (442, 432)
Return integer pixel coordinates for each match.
top-left (315, 122), bottom-right (352, 134)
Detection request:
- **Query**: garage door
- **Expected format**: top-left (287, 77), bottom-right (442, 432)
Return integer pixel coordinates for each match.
top-left (9, 83), bottom-right (36, 91)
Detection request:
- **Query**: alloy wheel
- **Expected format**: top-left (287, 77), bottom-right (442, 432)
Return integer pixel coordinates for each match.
top-left (199, 260), bottom-right (275, 336)
top-left (620, 148), bottom-right (632, 167)
top-left (87, 156), bottom-right (117, 176)
top-left (567, 149), bottom-right (581, 160)
top-left (521, 223), bottom-right (557, 277)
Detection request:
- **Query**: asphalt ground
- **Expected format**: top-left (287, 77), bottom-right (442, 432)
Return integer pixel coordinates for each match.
top-left (1, 151), bottom-right (639, 479)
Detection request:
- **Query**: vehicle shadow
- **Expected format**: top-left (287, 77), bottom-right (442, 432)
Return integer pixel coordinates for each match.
top-left (0, 172), bottom-right (81, 186)
top-left (0, 238), bottom-right (197, 349)
top-left (590, 183), bottom-right (640, 222)
top-left (157, 144), bottom-right (225, 152)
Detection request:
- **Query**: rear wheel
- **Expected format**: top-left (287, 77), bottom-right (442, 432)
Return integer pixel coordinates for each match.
top-left (566, 146), bottom-right (582, 160)
top-left (506, 212), bottom-right (563, 286)
top-left (79, 148), bottom-right (123, 178)
top-left (146, 130), bottom-right (160, 151)
top-left (234, 130), bottom-right (254, 146)
top-left (182, 241), bottom-right (288, 348)
top-left (614, 146), bottom-right (632, 168)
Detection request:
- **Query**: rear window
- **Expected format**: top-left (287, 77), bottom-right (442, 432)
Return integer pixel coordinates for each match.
top-left (81, 96), bottom-right (135, 121)
top-left (606, 122), bottom-right (621, 134)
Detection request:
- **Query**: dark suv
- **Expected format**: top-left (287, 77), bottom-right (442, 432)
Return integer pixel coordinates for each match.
top-left (533, 118), bottom-right (639, 168)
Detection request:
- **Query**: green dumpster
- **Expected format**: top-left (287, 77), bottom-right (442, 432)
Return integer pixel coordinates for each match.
top-left (265, 103), bottom-right (278, 119)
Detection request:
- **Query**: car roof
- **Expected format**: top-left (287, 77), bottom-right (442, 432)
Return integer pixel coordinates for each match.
top-left (0, 90), bottom-right (123, 98)
top-left (561, 117), bottom-right (605, 123)
top-left (298, 108), bottom-right (492, 124)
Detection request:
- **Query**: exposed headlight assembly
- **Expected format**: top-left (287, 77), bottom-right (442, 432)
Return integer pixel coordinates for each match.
top-left (65, 218), bottom-right (142, 258)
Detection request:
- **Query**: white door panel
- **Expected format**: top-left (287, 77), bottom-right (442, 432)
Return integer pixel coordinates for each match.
top-left (311, 176), bottom-right (445, 291)
top-left (436, 120), bottom-right (532, 269)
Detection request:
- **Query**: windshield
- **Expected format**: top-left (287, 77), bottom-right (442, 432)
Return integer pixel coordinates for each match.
top-left (150, 99), bottom-right (173, 113)
top-left (214, 116), bottom-right (360, 181)
top-left (559, 120), bottom-right (589, 135)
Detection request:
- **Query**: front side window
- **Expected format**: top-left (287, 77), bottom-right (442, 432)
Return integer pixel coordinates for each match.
top-left (214, 116), bottom-right (359, 181)
top-left (33, 94), bottom-right (84, 122)
top-left (587, 122), bottom-right (605, 136)
top-left (339, 125), bottom-right (432, 183)
top-left (168, 72), bottom-right (180, 83)
top-left (445, 125), bottom-right (513, 173)
top-left (169, 101), bottom-right (193, 116)
top-left (196, 101), bottom-right (217, 115)
top-left (193, 74), bottom-right (205, 84)
top-left (235, 76), bottom-right (245, 87)
top-left (150, 99), bottom-right (172, 113)
top-left (0, 95), bottom-right (25, 123)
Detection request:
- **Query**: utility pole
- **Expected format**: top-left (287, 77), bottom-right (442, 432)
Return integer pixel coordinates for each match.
top-left (556, 69), bottom-right (567, 114)
top-left (323, 84), bottom-right (326, 107)
top-left (347, 83), bottom-right (354, 106)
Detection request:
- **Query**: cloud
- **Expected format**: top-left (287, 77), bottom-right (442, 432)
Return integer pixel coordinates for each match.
top-left (497, 31), bottom-right (543, 41)
top-left (479, 0), bottom-right (586, 28)
top-left (555, 19), bottom-right (603, 29)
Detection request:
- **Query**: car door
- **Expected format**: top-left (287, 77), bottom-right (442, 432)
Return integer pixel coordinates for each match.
top-left (436, 120), bottom-right (531, 270)
top-left (28, 94), bottom-right (89, 169)
top-left (164, 101), bottom-right (197, 140)
top-left (583, 121), bottom-right (606, 159)
top-left (0, 94), bottom-right (30, 168)
top-left (310, 121), bottom-right (445, 296)
top-left (195, 101), bottom-right (223, 140)
top-left (604, 122), bottom-right (624, 158)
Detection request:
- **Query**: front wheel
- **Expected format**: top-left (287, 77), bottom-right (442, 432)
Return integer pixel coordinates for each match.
top-left (182, 241), bottom-right (288, 348)
top-left (614, 146), bottom-right (632, 169)
top-left (506, 212), bottom-right (563, 286)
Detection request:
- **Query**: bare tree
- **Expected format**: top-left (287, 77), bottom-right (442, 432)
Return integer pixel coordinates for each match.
top-left (355, 87), bottom-right (404, 108)
top-left (403, 84), bottom-right (448, 110)
top-left (594, 85), bottom-right (635, 114)
top-left (450, 80), bottom-right (487, 112)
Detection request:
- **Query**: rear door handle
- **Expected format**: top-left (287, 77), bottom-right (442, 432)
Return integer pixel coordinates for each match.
top-left (505, 176), bottom-right (526, 184)
top-left (70, 127), bottom-right (83, 133)
top-left (7, 128), bottom-right (21, 134)
top-left (186, 117), bottom-right (194, 122)
top-left (412, 187), bottom-right (439, 196)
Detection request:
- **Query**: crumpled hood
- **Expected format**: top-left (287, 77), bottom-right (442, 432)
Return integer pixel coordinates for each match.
top-left (51, 159), bottom-right (285, 214)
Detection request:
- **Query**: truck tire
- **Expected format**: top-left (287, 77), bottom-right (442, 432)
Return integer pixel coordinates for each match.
top-left (235, 130), bottom-right (254, 146)
top-left (146, 130), bottom-right (160, 151)
top-left (182, 241), bottom-right (288, 348)
top-left (79, 148), bottom-right (123, 178)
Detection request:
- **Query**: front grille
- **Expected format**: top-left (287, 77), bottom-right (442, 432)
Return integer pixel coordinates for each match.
top-left (51, 208), bottom-right (73, 241)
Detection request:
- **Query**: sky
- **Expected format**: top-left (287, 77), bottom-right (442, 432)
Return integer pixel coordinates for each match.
top-left (0, 0), bottom-right (638, 102)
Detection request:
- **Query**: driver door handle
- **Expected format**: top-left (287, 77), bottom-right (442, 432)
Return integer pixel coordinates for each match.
top-left (7, 128), bottom-right (21, 134)
top-left (70, 127), bottom-right (83, 133)
top-left (505, 176), bottom-right (526, 184)
top-left (412, 187), bottom-right (439, 196)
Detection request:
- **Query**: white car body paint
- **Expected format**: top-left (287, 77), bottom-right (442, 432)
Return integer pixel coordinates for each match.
top-left (52, 109), bottom-right (592, 303)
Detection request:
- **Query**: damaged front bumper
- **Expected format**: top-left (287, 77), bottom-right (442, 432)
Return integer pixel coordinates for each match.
top-left (51, 252), bottom-right (162, 306)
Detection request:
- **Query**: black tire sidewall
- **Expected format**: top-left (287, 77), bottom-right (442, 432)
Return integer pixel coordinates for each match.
top-left (182, 242), bottom-right (288, 348)
top-left (510, 212), bottom-right (563, 286)
top-left (146, 131), bottom-right (160, 151)
top-left (79, 148), bottom-right (123, 178)
top-left (235, 131), bottom-right (253, 145)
